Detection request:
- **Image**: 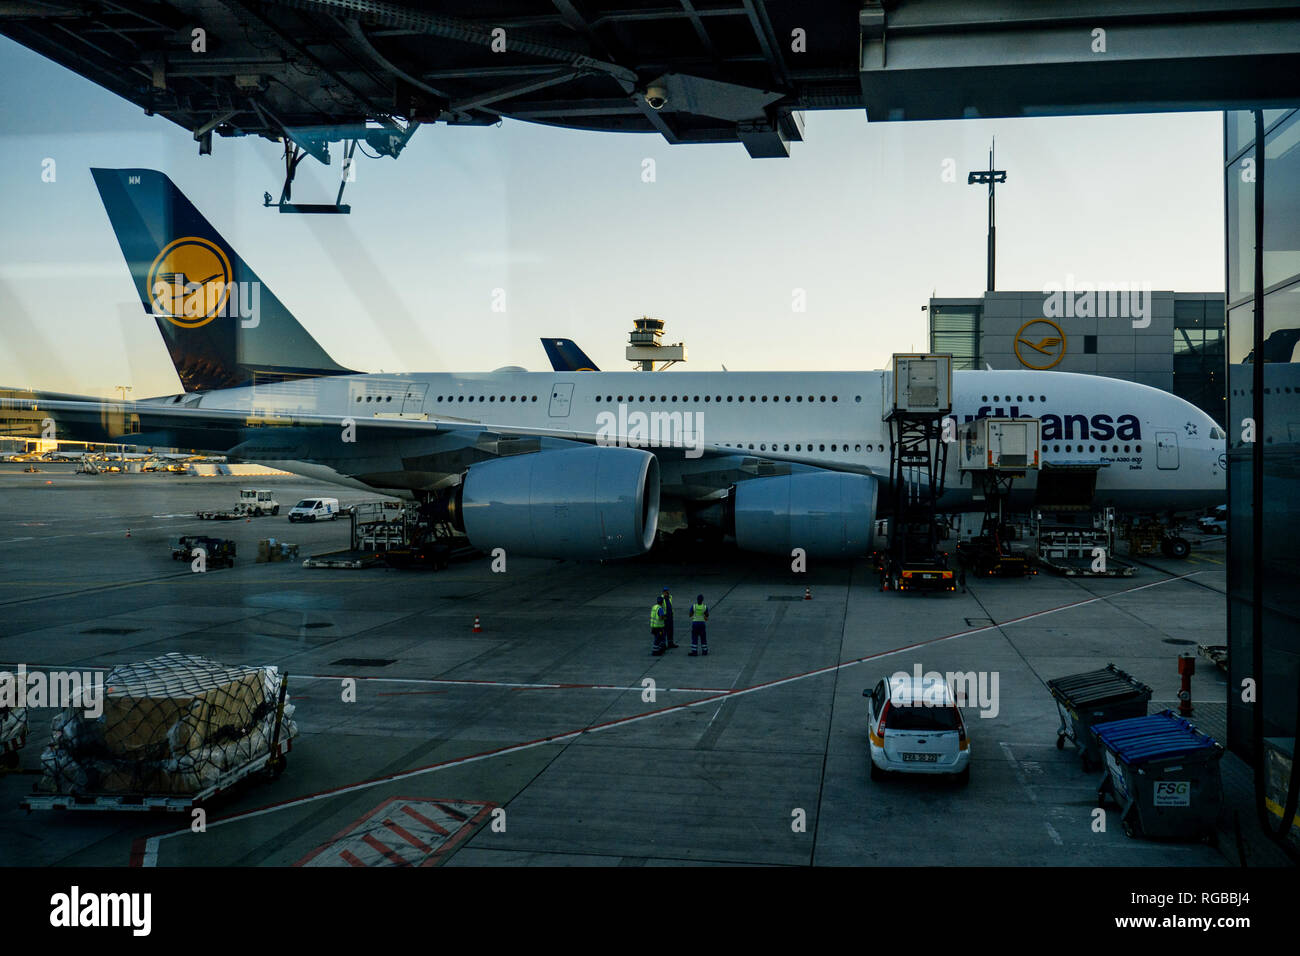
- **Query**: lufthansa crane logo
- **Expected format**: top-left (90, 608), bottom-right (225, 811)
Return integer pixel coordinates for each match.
top-left (1013, 318), bottom-right (1067, 370)
top-left (146, 237), bottom-right (232, 329)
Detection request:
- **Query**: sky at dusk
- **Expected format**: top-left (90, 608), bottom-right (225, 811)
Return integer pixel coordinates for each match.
top-left (0, 35), bottom-right (1224, 398)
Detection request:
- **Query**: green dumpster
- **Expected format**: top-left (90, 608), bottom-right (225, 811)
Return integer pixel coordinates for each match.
top-left (1046, 664), bottom-right (1152, 771)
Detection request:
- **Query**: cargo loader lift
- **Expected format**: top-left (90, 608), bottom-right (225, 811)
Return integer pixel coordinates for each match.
top-left (1031, 459), bottom-right (1136, 577)
top-left (303, 500), bottom-right (472, 570)
top-left (1032, 506), bottom-right (1134, 577)
top-left (955, 417), bottom-right (1041, 583)
top-left (1029, 455), bottom-right (1133, 574)
top-left (882, 354), bottom-right (956, 593)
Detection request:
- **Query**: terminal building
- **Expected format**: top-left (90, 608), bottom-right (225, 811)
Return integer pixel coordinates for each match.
top-left (928, 290), bottom-right (1226, 426)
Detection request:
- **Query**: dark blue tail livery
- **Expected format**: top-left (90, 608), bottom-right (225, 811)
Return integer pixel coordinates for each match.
top-left (541, 338), bottom-right (600, 372)
top-left (91, 168), bottom-right (356, 392)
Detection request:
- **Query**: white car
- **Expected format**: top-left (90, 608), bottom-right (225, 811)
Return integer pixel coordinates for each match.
top-left (1197, 505), bottom-right (1226, 535)
top-left (288, 497), bottom-right (340, 522)
top-left (864, 675), bottom-right (971, 784)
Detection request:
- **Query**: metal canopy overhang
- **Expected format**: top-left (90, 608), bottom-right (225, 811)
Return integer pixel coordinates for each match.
top-left (1, 0), bottom-right (1299, 163)
top-left (859, 2), bottom-right (1300, 120)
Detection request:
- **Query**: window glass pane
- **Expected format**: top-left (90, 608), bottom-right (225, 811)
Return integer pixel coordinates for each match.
top-left (1230, 113), bottom-right (1300, 303)
top-left (1227, 281), bottom-right (1300, 751)
top-left (1174, 299), bottom-right (1205, 323)
top-left (887, 704), bottom-right (959, 732)
top-left (1227, 141), bottom-right (1255, 302)
top-left (1264, 114), bottom-right (1300, 291)
top-left (930, 306), bottom-right (980, 371)
top-left (1205, 299), bottom-right (1225, 328)
top-left (1227, 108), bottom-right (1293, 157)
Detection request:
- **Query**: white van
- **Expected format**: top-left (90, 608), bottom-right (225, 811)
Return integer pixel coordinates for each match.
top-left (288, 497), bottom-right (340, 522)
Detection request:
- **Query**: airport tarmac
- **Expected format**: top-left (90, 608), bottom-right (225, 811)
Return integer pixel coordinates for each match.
top-left (0, 464), bottom-right (1241, 866)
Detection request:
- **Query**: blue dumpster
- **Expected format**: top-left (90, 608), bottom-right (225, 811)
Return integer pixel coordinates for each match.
top-left (1094, 710), bottom-right (1223, 841)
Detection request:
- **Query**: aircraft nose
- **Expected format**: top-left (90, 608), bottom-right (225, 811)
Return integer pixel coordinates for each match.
top-left (1208, 442), bottom-right (1227, 487)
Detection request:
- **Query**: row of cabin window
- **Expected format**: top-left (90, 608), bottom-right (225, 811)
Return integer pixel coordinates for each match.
top-left (718, 442), bottom-right (879, 454)
top-left (355, 392), bottom-right (1052, 407)
top-left (356, 393), bottom-right (868, 405)
top-left (592, 394), bottom-right (853, 404)
top-left (1050, 444), bottom-right (1142, 454)
top-left (354, 395), bottom-right (540, 403)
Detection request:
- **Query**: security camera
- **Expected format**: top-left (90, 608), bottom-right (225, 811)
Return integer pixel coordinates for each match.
top-left (644, 85), bottom-right (668, 110)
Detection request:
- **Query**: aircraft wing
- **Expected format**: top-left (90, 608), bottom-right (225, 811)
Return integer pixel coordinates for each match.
top-left (0, 388), bottom-right (880, 492)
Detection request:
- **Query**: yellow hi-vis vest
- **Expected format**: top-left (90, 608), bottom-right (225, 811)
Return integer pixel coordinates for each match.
top-left (650, 604), bottom-right (664, 627)
top-left (691, 603), bottom-right (708, 622)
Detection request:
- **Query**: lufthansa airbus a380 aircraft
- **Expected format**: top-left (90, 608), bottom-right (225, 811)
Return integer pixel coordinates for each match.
top-left (0, 169), bottom-right (1226, 561)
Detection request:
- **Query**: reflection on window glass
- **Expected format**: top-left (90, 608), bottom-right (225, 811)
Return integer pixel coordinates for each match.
top-left (1228, 112), bottom-right (1300, 303)
top-left (1227, 108), bottom-right (1293, 158)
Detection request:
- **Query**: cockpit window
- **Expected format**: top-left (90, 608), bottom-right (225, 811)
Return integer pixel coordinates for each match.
top-left (1209, 426), bottom-right (1226, 440)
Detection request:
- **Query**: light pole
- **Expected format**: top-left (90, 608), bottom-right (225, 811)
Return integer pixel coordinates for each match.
top-left (114, 386), bottom-right (132, 461)
top-left (967, 140), bottom-right (1007, 292)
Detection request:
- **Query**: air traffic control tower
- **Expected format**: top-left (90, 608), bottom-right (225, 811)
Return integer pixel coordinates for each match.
top-left (627, 317), bottom-right (687, 371)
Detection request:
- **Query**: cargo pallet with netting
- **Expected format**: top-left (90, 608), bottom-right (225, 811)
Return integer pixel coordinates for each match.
top-left (1, 706), bottom-right (27, 770)
top-left (22, 653), bottom-right (296, 813)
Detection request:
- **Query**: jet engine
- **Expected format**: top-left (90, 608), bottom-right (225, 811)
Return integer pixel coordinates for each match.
top-left (446, 446), bottom-right (660, 559)
top-left (718, 472), bottom-right (878, 558)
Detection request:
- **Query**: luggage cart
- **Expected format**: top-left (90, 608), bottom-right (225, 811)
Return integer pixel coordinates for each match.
top-left (1046, 664), bottom-right (1152, 771)
top-left (1094, 710), bottom-right (1224, 841)
top-left (22, 676), bottom-right (292, 813)
top-left (171, 535), bottom-right (236, 569)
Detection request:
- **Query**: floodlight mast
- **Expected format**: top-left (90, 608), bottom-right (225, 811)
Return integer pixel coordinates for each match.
top-left (967, 140), bottom-right (1007, 292)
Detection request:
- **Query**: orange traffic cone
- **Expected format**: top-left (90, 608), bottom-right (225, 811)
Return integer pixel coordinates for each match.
top-left (804, 587), bottom-right (811, 600)
top-left (472, 616), bottom-right (482, 633)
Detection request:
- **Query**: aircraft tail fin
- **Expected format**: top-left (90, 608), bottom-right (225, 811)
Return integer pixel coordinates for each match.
top-left (91, 168), bottom-right (357, 392)
top-left (541, 337), bottom-right (600, 372)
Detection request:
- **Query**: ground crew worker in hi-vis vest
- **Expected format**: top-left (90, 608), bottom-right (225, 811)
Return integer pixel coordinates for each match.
top-left (661, 586), bottom-right (678, 649)
top-left (689, 594), bottom-right (709, 656)
top-left (650, 596), bottom-right (667, 656)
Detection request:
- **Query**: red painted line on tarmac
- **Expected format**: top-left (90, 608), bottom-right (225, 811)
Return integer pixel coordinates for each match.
top-left (361, 832), bottom-right (410, 866)
top-left (296, 795), bottom-right (409, 866)
top-left (339, 849), bottom-right (367, 868)
top-left (434, 801), bottom-right (469, 822)
top-left (128, 840), bottom-right (150, 867)
top-left (398, 804), bottom-right (449, 837)
top-left (382, 817), bottom-right (434, 854)
top-left (422, 804), bottom-right (497, 867)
